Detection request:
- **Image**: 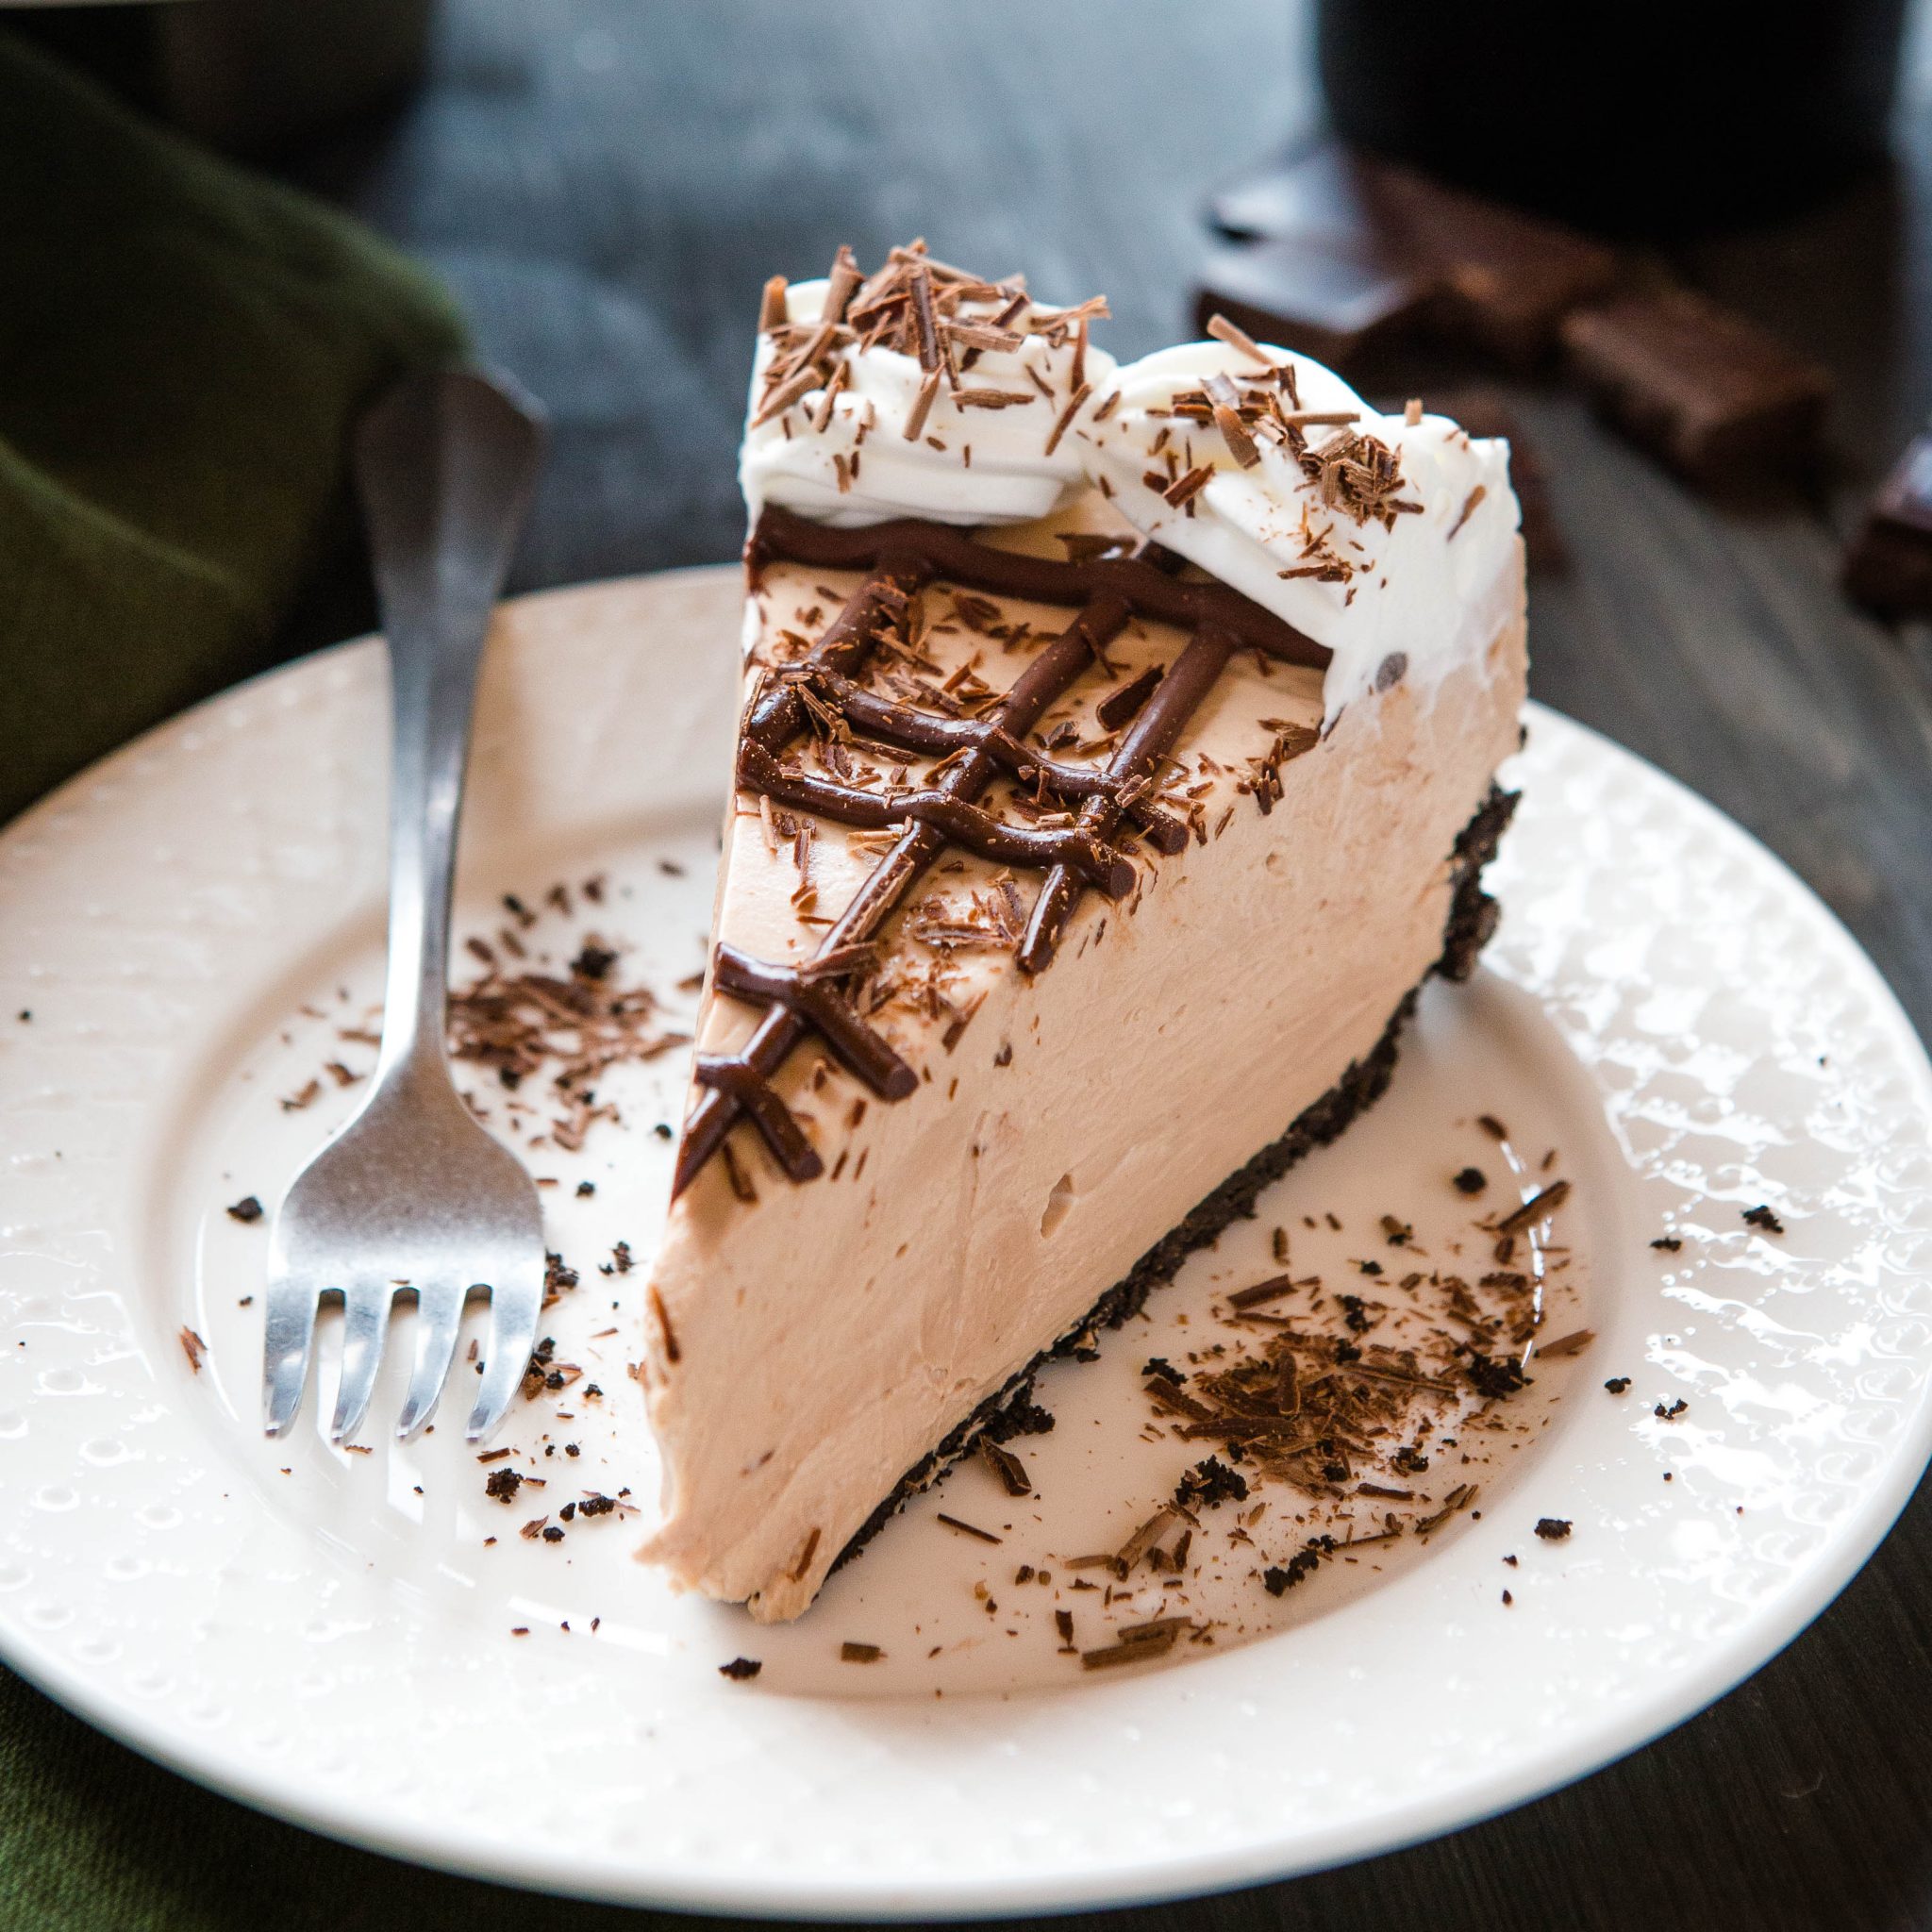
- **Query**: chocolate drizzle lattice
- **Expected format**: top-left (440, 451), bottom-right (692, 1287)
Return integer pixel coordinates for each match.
top-left (675, 506), bottom-right (1330, 1198)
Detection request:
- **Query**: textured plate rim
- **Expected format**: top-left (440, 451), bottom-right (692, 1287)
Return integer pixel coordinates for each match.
top-left (0, 572), bottom-right (1928, 1919)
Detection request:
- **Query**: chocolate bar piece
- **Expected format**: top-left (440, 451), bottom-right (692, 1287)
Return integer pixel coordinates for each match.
top-left (1843, 430), bottom-right (1932, 616)
top-left (1368, 167), bottom-right (1619, 367)
top-left (1203, 143), bottom-right (1618, 370)
top-left (1211, 142), bottom-right (1400, 258)
top-left (1560, 288), bottom-right (1831, 487)
top-left (1193, 233), bottom-right (1431, 375)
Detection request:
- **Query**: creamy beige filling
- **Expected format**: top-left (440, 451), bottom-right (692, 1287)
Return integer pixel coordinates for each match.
top-left (640, 528), bottom-right (1526, 1622)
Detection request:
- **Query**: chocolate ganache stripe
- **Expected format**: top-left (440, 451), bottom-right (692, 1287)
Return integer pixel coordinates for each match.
top-left (738, 742), bottom-right (1137, 895)
top-left (748, 505), bottom-right (1330, 669)
top-left (802, 672), bottom-right (1189, 852)
top-left (691, 1055), bottom-right (819, 1178)
top-left (673, 591), bottom-right (1130, 1197)
top-left (711, 943), bottom-right (918, 1101)
top-left (743, 558), bottom-right (930, 756)
top-left (1019, 624), bottom-right (1239, 974)
top-left (684, 558), bottom-right (937, 1187)
top-left (680, 502), bottom-right (1340, 1196)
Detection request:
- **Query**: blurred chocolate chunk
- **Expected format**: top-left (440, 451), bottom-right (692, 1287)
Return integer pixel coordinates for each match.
top-left (1559, 289), bottom-right (1831, 488)
top-left (1423, 390), bottom-right (1564, 572)
top-left (1212, 142), bottom-right (1401, 256)
top-left (1202, 143), bottom-right (1618, 370)
top-left (1194, 233), bottom-right (1430, 375)
top-left (1843, 430), bottom-right (1932, 617)
top-left (1369, 167), bottom-right (1619, 366)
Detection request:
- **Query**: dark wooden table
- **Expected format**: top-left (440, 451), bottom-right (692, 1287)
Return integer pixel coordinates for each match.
top-left (15, 3), bottom-right (1932, 1927)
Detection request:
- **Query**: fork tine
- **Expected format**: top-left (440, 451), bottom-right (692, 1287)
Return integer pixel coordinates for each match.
top-left (330, 1278), bottom-right (395, 1442)
top-left (262, 1268), bottom-right (320, 1438)
top-left (465, 1263), bottom-right (542, 1441)
top-left (395, 1282), bottom-right (471, 1439)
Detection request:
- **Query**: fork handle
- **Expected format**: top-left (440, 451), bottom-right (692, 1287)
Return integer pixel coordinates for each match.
top-left (354, 369), bottom-right (547, 1086)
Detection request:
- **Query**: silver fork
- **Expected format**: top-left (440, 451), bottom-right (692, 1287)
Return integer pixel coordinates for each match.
top-left (263, 368), bottom-right (548, 1443)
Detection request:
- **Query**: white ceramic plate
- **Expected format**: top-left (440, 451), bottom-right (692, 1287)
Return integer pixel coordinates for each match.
top-left (3, 566), bottom-right (1930, 1919)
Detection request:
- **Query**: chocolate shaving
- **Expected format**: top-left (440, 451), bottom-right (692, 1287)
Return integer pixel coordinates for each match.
top-left (1226, 1273), bottom-right (1297, 1311)
top-left (1446, 483), bottom-right (1488, 540)
top-left (1080, 1617), bottom-right (1197, 1671)
top-left (903, 368), bottom-right (941, 443)
top-left (1414, 1483), bottom-right (1479, 1536)
top-left (447, 932), bottom-right (676, 1150)
top-left (936, 1512), bottom-right (1003, 1544)
top-left (1044, 382), bottom-right (1091, 458)
top-left (751, 365), bottom-right (820, 428)
top-left (1494, 1179), bottom-right (1570, 1236)
top-left (1162, 464), bottom-right (1214, 508)
top-left (908, 264), bottom-right (941, 372)
top-left (1080, 1634), bottom-right (1175, 1670)
top-left (1095, 663), bottom-right (1163, 732)
top-left (1115, 1507), bottom-right (1176, 1574)
top-left (1205, 311), bottom-right (1276, 367)
top-left (1535, 1327), bottom-right (1594, 1358)
top-left (822, 245), bottom-right (861, 325)
top-left (1205, 374), bottom-right (1261, 469)
top-left (978, 1436), bottom-right (1033, 1496)
top-left (956, 388), bottom-right (1041, 409)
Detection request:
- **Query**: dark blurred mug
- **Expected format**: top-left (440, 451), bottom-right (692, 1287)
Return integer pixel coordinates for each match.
top-left (1316, 0), bottom-right (1908, 237)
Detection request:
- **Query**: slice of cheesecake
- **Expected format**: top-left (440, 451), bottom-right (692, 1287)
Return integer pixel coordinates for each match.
top-left (638, 245), bottom-right (1526, 1622)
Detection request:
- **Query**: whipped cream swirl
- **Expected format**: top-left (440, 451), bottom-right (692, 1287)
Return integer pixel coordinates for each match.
top-left (1081, 341), bottom-right (1518, 718)
top-left (741, 258), bottom-right (1116, 530)
top-left (739, 248), bottom-right (1519, 719)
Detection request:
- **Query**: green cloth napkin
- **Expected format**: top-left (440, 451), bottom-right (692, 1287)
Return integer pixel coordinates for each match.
top-left (0, 36), bottom-right (535, 1931)
top-left (0, 1661), bottom-right (699, 1932)
top-left (0, 31), bottom-right (468, 825)
top-left (2, 1661), bottom-right (760, 1932)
